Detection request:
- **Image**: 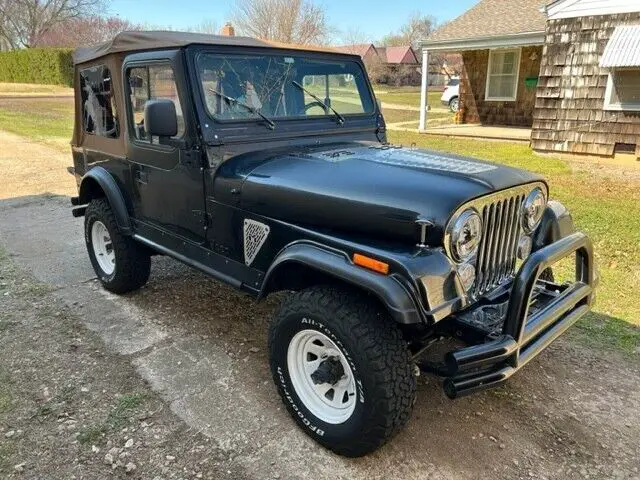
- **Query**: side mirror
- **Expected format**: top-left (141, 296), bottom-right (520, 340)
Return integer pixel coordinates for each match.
top-left (144, 99), bottom-right (178, 138)
top-left (376, 98), bottom-right (383, 111)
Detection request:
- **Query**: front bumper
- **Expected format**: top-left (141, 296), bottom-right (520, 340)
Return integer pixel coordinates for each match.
top-left (440, 232), bottom-right (595, 399)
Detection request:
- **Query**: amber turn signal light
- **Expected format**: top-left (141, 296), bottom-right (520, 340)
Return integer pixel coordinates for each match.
top-left (353, 253), bottom-right (389, 275)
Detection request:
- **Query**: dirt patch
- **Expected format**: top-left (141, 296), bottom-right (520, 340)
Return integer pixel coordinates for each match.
top-left (0, 249), bottom-right (247, 479)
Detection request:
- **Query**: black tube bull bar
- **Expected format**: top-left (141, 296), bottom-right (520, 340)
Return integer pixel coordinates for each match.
top-left (443, 232), bottom-right (595, 399)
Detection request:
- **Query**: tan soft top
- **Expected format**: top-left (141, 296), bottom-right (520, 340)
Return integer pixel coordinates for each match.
top-left (72, 30), bottom-right (348, 65)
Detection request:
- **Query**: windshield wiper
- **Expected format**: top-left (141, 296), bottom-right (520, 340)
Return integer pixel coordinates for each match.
top-left (208, 88), bottom-right (276, 130)
top-left (291, 81), bottom-right (345, 125)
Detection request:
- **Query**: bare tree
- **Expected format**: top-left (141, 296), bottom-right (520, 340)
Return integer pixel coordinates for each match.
top-left (36, 15), bottom-right (140, 47)
top-left (336, 27), bottom-right (372, 48)
top-left (186, 19), bottom-right (219, 35)
top-left (0, 0), bottom-right (107, 49)
top-left (381, 11), bottom-right (436, 47)
top-left (231, 0), bottom-right (328, 45)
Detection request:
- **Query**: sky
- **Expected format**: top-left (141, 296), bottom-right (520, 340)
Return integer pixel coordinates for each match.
top-left (108, 0), bottom-right (478, 43)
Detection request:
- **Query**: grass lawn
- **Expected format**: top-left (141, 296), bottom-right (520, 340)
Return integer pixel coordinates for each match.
top-left (0, 82), bottom-right (73, 97)
top-left (388, 131), bottom-right (640, 352)
top-left (382, 106), bottom-right (453, 127)
top-left (374, 86), bottom-right (443, 109)
top-left (0, 97), bottom-right (73, 151)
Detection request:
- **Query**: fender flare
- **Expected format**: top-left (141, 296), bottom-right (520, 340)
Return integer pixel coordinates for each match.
top-left (260, 242), bottom-right (424, 325)
top-left (532, 200), bottom-right (576, 251)
top-left (78, 167), bottom-right (132, 235)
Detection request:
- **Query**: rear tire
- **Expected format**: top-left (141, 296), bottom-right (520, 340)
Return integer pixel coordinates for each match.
top-left (84, 198), bottom-right (150, 294)
top-left (268, 286), bottom-right (416, 457)
top-left (449, 96), bottom-right (459, 112)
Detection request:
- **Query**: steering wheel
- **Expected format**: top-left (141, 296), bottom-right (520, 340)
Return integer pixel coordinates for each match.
top-left (304, 101), bottom-right (327, 113)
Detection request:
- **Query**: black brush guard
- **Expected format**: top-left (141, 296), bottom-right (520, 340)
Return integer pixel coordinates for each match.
top-left (442, 232), bottom-right (595, 399)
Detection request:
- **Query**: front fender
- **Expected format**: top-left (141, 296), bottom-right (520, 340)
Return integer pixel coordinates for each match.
top-left (260, 242), bottom-right (424, 325)
top-left (532, 200), bottom-right (576, 251)
top-left (78, 167), bottom-right (132, 235)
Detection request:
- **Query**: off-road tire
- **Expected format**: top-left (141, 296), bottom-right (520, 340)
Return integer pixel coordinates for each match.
top-left (268, 286), bottom-right (416, 457)
top-left (85, 198), bottom-right (151, 294)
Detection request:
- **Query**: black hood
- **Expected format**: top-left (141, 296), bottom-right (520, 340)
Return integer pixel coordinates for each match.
top-left (236, 143), bottom-right (543, 245)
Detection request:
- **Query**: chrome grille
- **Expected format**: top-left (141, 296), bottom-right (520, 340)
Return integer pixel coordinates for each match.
top-left (474, 194), bottom-right (525, 297)
top-left (445, 183), bottom-right (547, 299)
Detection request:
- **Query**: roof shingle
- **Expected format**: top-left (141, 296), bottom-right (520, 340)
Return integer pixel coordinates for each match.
top-left (428, 0), bottom-right (547, 43)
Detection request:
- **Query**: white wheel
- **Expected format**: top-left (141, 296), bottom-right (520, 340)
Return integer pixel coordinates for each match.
top-left (449, 97), bottom-right (459, 113)
top-left (287, 329), bottom-right (357, 424)
top-left (91, 220), bottom-right (115, 275)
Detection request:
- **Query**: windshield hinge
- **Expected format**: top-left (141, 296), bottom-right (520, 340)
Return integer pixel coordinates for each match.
top-left (181, 147), bottom-right (204, 168)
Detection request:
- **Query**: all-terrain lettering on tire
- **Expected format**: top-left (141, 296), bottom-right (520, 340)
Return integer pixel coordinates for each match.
top-left (269, 286), bottom-right (416, 457)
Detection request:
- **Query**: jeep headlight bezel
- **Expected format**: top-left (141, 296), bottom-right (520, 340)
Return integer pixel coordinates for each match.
top-left (522, 187), bottom-right (546, 233)
top-left (448, 209), bottom-right (483, 263)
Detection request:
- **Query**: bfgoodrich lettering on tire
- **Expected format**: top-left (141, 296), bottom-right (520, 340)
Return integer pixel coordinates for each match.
top-left (268, 286), bottom-right (416, 457)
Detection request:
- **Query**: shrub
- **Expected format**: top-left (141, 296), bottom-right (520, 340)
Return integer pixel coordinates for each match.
top-left (0, 48), bottom-right (74, 87)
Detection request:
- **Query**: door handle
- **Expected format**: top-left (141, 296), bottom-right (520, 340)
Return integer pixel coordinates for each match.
top-left (135, 169), bottom-right (148, 184)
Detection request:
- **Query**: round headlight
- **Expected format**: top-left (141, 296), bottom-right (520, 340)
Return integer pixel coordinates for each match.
top-left (522, 188), bottom-right (546, 233)
top-left (449, 209), bottom-right (482, 262)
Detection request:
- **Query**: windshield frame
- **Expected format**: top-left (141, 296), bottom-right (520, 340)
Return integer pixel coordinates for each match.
top-left (193, 48), bottom-right (377, 128)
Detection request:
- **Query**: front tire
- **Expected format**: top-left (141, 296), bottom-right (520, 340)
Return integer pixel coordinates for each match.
top-left (84, 198), bottom-right (150, 294)
top-left (268, 286), bottom-right (416, 457)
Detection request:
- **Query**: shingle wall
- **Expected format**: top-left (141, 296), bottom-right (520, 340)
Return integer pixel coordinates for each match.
top-left (459, 46), bottom-right (542, 127)
top-left (531, 12), bottom-right (640, 157)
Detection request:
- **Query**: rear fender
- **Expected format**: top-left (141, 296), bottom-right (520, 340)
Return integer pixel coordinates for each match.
top-left (78, 167), bottom-right (132, 235)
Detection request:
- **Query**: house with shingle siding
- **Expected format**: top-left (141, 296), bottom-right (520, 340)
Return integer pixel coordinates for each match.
top-left (419, 0), bottom-right (640, 159)
top-left (420, 0), bottom-right (548, 129)
top-left (531, 0), bottom-right (640, 158)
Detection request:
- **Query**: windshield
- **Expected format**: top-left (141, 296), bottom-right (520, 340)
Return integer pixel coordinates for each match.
top-left (196, 53), bottom-right (375, 122)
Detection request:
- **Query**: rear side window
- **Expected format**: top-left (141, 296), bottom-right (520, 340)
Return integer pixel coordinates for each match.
top-left (126, 65), bottom-right (184, 142)
top-left (80, 65), bottom-right (119, 138)
top-left (447, 78), bottom-right (459, 87)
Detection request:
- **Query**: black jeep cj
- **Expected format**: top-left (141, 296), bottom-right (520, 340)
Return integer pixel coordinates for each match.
top-left (69, 31), bottom-right (596, 457)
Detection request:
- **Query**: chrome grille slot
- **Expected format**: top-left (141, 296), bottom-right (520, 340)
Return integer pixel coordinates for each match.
top-left (473, 193), bottom-right (525, 297)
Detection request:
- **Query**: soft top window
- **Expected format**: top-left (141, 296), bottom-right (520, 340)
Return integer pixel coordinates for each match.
top-left (196, 53), bottom-right (375, 122)
top-left (80, 65), bottom-right (119, 138)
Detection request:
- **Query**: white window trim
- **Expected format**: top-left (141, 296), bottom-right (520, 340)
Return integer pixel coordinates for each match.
top-left (485, 48), bottom-right (521, 102)
top-left (603, 71), bottom-right (640, 112)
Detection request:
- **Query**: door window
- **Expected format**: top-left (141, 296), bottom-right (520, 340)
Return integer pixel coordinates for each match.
top-left (127, 65), bottom-right (184, 142)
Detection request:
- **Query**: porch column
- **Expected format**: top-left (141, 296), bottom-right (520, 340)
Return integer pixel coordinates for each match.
top-left (419, 48), bottom-right (429, 131)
